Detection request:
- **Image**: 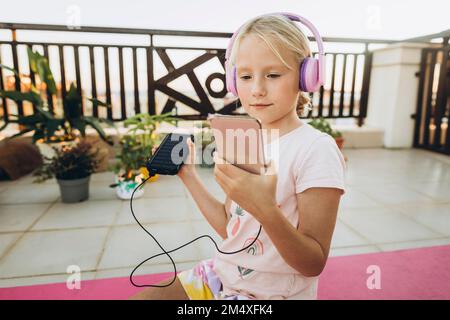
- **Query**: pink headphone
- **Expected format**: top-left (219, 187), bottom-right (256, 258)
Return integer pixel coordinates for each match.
top-left (225, 12), bottom-right (326, 96)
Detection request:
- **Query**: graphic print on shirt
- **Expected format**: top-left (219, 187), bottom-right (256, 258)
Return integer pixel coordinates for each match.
top-left (237, 237), bottom-right (264, 279)
top-left (231, 204), bottom-right (245, 236)
top-left (234, 204), bottom-right (282, 280)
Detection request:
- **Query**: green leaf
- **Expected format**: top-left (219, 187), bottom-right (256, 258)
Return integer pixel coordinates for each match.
top-left (96, 118), bottom-right (116, 128)
top-left (71, 118), bottom-right (87, 137)
top-left (33, 104), bottom-right (55, 120)
top-left (41, 59), bottom-right (57, 95)
top-left (0, 90), bottom-right (43, 106)
top-left (27, 47), bottom-right (39, 73)
top-left (0, 64), bottom-right (19, 76)
top-left (84, 116), bottom-right (113, 145)
top-left (32, 128), bottom-right (45, 143)
top-left (88, 98), bottom-right (110, 108)
top-left (26, 48), bottom-right (57, 95)
top-left (16, 114), bottom-right (45, 126)
top-left (8, 128), bottom-right (34, 140)
top-left (64, 83), bottom-right (82, 119)
top-left (45, 119), bottom-right (63, 139)
top-left (123, 118), bottom-right (139, 126)
top-left (0, 122), bottom-right (8, 131)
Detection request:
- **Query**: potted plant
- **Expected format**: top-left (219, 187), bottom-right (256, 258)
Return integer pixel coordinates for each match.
top-left (110, 134), bottom-right (152, 200)
top-left (109, 112), bottom-right (178, 199)
top-left (0, 48), bottom-right (115, 145)
top-left (308, 117), bottom-right (344, 150)
top-left (33, 140), bottom-right (101, 203)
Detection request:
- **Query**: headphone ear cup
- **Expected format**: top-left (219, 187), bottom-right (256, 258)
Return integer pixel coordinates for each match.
top-left (299, 57), bottom-right (321, 92)
top-left (225, 60), bottom-right (238, 96)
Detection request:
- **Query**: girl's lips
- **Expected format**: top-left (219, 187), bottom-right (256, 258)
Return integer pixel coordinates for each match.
top-left (252, 104), bottom-right (273, 109)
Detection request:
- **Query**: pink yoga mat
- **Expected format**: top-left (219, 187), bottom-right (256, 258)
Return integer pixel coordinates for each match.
top-left (1, 245), bottom-right (449, 300)
top-left (317, 244), bottom-right (450, 300)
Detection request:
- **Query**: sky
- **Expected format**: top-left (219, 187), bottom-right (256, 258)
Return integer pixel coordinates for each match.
top-left (1, 0), bottom-right (449, 40)
top-left (1, 0), bottom-right (449, 118)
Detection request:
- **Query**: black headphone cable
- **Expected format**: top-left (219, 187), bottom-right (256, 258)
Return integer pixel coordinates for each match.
top-left (129, 174), bottom-right (262, 288)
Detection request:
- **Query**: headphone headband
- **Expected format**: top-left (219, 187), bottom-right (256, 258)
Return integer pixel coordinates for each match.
top-left (277, 12), bottom-right (324, 55)
top-left (225, 12), bottom-right (326, 93)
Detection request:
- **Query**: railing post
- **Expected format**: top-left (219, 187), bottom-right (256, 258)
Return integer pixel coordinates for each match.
top-left (73, 45), bottom-right (83, 115)
top-left (118, 47), bottom-right (126, 120)
top-left (27, 44), bottom-right (37, 114)
top-left (89, 46), bottom-right (98, 117)
top-left (11, 28), bottom-right (23, 116)
top-left (58, 45), bottom-right (67, 98)
top-left (0, 46), bottom-right (8, 123)
top-left (444, 37), bottom-right (450, 153)
top-left (147, 34), bottom-right (155, 116)
top-left (434, 37), bottom-right (449, 151)
top-left (358, 43), bottom-right (372, 127)
top-left (132, 47), bottom-right (140, 115)
top-left (43, 44), bottom-right (54, 114)
top-left (103, 46), bottom-right (112, 120)
top-left (413, 49), bottom-right (427, 148)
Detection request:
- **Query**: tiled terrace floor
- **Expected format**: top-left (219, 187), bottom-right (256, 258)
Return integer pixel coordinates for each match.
top-left (0, 148), bottom-right (449, 288)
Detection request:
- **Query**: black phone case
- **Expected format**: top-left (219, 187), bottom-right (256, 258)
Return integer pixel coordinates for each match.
top-left (146, 133), bottom-right (194, 176)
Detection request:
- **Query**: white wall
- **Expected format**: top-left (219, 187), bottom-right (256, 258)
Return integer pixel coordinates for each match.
top-left (366, 42), bottom-right (436, 148)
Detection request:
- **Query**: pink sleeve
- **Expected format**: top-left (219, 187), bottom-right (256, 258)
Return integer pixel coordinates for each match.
top-left (295, 135), bottom-right (347, 194)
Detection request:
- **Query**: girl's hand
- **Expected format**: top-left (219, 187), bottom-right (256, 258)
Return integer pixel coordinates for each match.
top-left (213, 152), bottom-right (278, 223)
top-left (177, 137), bottom-right (197, 179)
top-left (151, 137), bottom-right (197, 180)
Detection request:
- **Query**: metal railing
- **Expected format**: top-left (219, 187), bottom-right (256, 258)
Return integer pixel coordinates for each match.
top-left (0, 22), bottom-right (397, 128)
top-left (413, 37), bottom-right (450, 155)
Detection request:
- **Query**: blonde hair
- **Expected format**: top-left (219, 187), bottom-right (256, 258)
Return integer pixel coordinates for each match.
top-left (228, 14), bottom-right (312, 116)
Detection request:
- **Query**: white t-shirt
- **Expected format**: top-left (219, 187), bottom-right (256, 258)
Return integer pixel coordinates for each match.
top-left (213, 121), bottom-right (347, 299)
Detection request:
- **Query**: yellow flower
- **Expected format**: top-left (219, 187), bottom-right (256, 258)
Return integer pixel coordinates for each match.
top-left (139, 167), bottom-right (158, 182)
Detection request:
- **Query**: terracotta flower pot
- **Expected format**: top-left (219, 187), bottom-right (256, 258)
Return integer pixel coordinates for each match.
top-left (334, 136), bottom-right (345, 150)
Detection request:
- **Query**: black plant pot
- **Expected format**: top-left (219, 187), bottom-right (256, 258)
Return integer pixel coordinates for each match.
top-left (57, 175), bottom-right (91, 203)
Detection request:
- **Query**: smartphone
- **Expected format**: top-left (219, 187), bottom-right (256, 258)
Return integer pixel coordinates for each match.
top-left (208, 114), bottom-right (268, 175)
top-left (146, 132), bottom-right (194, 176)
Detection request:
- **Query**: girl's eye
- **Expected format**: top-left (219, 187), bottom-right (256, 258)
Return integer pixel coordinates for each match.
top-left (239, 74), bottom-right (280, 80)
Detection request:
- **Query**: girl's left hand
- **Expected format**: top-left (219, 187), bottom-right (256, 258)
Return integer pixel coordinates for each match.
top-left (213, 152), bottom-right (278, 223)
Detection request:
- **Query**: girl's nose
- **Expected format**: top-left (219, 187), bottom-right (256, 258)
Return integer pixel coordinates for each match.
top-left (251, 78), bottom-right (267, 97)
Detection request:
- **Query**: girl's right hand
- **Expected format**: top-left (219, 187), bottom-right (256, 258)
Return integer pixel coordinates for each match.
top-left (151, 137), bottom-right (197, 179)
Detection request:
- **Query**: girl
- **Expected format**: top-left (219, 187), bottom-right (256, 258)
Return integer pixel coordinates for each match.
top-left (131, 13), bottom-right (346, 300)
